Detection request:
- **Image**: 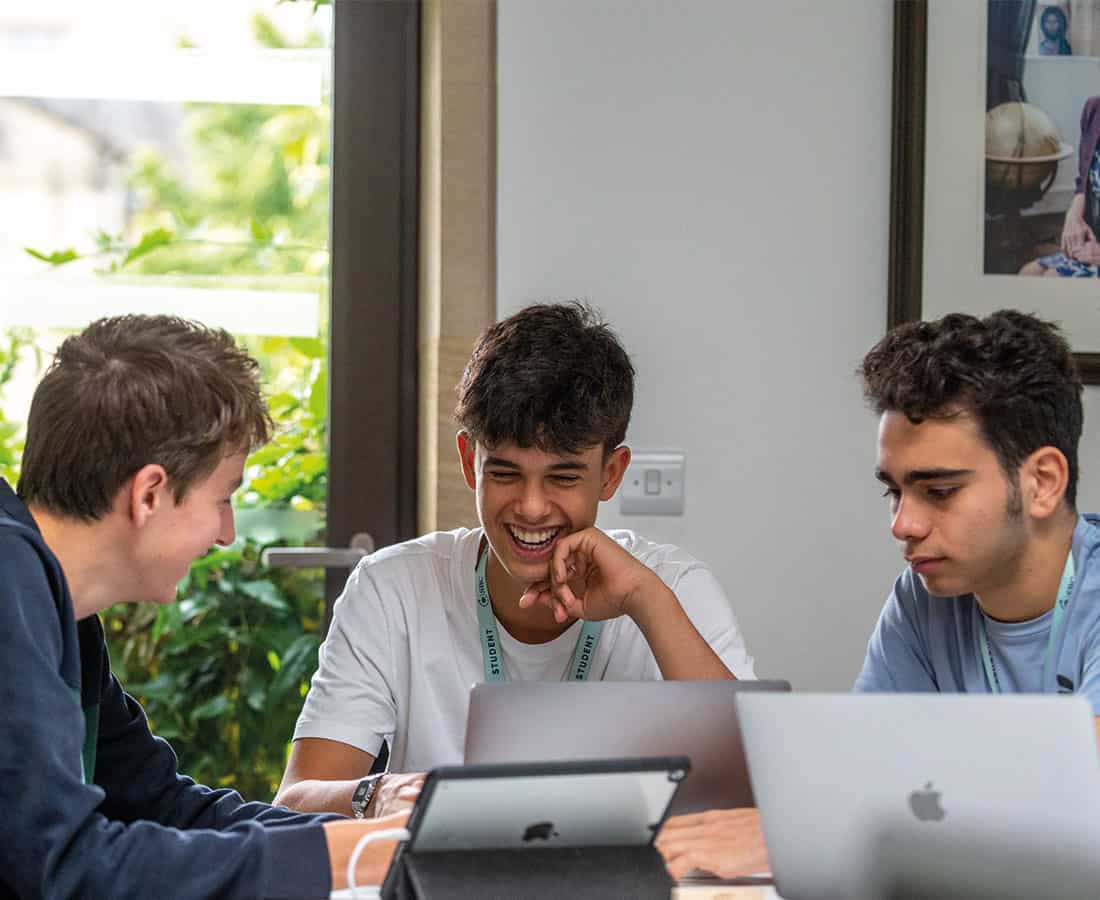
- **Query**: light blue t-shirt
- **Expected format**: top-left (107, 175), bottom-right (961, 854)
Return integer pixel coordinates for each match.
top-left (855, 515), bottom-right (1100, 713)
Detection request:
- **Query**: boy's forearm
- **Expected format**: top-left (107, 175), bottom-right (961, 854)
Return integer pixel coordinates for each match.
top-left (627, 579), bottom-right (735, 680)
top-left (276, 778), bottom-right (360, 815)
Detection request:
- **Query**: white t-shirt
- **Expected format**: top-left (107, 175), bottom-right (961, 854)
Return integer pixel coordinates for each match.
top-left (294, 527), bottom-right (756, 772)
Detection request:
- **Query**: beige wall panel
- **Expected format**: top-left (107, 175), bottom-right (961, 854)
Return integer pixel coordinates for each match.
top-left (440, 83), bottom-right (494, 334)
top-left (436, 333), bottom-right (482, 531)
top-left (440, 0), bottom-right (494, 88)
top-left (419, 0), bottom-right (495, 535)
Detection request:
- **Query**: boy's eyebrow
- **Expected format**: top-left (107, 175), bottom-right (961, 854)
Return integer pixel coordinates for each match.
top-left (875, 467), bottom-right (973, 485)
top-left (482, 457), bottom-right (589, 472)
top-left (547, 460), bottom-right (588, 472)
top-left (483, 457), bottom-right (521, 469)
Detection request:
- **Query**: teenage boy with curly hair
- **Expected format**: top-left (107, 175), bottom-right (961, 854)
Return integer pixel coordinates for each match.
top-left (856, 309), bottom-right (1100, 717)
top-left (657, 309), bottom-right (1100, 881)
top-left (0, 315), bottom-right (404, 899)
top-left (276, 302), bottom-right (756, 815)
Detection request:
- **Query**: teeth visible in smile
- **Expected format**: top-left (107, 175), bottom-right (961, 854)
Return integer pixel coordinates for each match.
top-left (508, 526), bottom-right (560, 548)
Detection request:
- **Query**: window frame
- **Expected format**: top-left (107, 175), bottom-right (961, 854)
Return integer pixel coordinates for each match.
top-left (326, 0), bottom-right (420, 618)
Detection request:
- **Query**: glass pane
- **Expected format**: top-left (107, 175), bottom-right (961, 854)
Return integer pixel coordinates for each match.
top-left (0, 1), bottom-right (333, 800)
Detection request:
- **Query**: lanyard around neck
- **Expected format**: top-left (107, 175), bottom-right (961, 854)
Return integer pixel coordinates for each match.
top-left (977, 550), bottom-right (1075, 694)
top-left (475, 544), bottom-right (603, 682)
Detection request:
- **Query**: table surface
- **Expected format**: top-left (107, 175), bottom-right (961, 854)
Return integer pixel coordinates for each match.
top-left (329, 884), bottom-right (784, 899)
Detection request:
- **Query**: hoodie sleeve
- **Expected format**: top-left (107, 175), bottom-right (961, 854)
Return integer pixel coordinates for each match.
top-left (0, 530), bottom-right (333, 900)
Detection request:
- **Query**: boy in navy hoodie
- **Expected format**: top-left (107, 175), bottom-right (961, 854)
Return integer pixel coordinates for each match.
top-left (0, 315), bottom-right (402, 899)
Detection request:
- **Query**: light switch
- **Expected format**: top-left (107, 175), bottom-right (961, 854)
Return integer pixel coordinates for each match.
top-left (620, 450), bottom-right (685, 515)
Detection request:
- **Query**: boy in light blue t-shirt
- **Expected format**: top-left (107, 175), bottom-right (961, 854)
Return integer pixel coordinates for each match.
top-left (658, 310), bottom-right (1100, 883)
top-left (854, 309), bottom-right (1100, 722)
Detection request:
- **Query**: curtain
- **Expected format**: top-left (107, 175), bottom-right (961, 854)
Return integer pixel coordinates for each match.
top-left (988, 0), bottom-right (1039, 108)
top-left (1065, 1), bottom-right (1100, 55)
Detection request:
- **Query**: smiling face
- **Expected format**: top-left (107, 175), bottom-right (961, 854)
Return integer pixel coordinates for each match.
top-left (875, 410), bottom-right (1029, 599)
top-left (130, 451), bottom-right (246, 604)
top-left (458, 434), bottom-right (629, 586)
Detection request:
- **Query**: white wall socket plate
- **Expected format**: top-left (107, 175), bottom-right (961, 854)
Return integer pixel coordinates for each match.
top-left (619, 450), bottom-right (685, 516)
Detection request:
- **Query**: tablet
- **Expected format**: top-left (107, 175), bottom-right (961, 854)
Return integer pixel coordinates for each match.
top-left (404, 756), bottom-right (690, 853)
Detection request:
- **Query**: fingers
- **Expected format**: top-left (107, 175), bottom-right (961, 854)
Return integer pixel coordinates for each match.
top-left (518, 581), bottom-right (550, 610)
top-left (518, 582), bottom-right (573, 622)
top-left (387, 786), bottom-right (421, 814)
top-left (661, 850), bottom-right (699, 881)
top-left (654, 809), bottom-right (770, 881)
top-left (374, 774), bottom-right (425, 818)
top-left (659, 811), bottom-right (713, 831)
top-left (549, 528), bottom-right (600, 584)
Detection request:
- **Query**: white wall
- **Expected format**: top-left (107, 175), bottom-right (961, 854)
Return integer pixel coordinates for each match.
top-left (497, 0), bottom-right (898, 689)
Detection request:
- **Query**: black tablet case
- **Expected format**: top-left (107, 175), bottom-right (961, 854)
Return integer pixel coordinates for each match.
top-left (379, 757), bottom-right (682, 899)
top-left (380, 842), bottom-right (673, 900)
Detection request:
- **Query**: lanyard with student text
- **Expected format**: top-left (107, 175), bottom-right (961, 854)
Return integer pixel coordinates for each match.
top-left (977, 550), bottom-right (1075, 694)
top-left (475, 545), bottom-right (604, 682)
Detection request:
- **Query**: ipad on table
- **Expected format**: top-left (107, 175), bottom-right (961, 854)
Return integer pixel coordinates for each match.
top-left (405, 756), bottom-right (690, 852)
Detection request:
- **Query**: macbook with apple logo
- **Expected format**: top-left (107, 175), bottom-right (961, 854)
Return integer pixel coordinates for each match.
top-left (736, 693), bottom-right (1100, 900)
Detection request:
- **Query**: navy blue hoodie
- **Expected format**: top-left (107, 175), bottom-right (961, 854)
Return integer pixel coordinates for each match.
top-left (0, 480), bottom-right (333, 899)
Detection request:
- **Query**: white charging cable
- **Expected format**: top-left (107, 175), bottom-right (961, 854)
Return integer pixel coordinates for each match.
top-left (346, 826), bottom-right (411, 899)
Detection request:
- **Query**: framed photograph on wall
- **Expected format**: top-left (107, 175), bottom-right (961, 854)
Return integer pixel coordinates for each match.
top-left (890, 0), bottom-right (1100, 382)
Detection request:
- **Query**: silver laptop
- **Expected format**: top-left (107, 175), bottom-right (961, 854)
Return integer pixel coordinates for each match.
top-left (464, 679), bottom-right (790, 815)
top-left (737, 693), bottom-right (1100, 900)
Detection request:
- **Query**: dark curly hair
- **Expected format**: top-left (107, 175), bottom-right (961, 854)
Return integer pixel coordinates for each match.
top-left (859, 309), bottom-right (1083, 506)
top-left (455, 302), bottom-right (634, 455)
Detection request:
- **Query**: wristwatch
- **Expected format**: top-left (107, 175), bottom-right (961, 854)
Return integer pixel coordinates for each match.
top-left (351, 773), bottom-right (384, 819)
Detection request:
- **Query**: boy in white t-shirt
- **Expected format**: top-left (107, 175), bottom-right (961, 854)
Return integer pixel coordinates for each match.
top-left (275, 302), bottom-right (755, 817)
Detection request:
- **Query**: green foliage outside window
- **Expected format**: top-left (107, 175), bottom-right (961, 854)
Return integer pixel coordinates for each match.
top-left (11, 12), bottom-right (334, 801)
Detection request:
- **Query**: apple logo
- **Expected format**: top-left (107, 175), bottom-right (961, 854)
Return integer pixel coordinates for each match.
top-left (908, 782), bottom-right (946, 822)
top-left (522, 821), bottom-right (559, 842)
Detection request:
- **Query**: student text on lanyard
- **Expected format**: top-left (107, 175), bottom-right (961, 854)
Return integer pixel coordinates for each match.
top-left (977, 550), bottom-right (1075, 693)
top-left (475, 544), bottom-right (604, 682)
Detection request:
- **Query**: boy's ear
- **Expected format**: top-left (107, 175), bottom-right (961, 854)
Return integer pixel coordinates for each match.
top-left (1020, 446), bottom-right (1070, 520)
top-left (599, 446), bottom-right (631, 501)
top-left (125, 464), bottom-right (171, 527)
top-left (456, 431), bottom-right (478, 491)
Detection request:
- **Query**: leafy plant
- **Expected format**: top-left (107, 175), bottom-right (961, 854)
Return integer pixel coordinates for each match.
top-left (0, 328), bottom-right (35, 484)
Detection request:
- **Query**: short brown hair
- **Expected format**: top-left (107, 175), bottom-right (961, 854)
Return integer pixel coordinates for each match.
top-left (455, 302), bottom-right (634, 455)
top-left (18, 315), bottom-right (272, 520)
top-left (859, 309), bottom-right (1083, 506)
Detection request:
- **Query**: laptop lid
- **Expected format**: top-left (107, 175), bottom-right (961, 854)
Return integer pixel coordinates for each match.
top-left (463, 679), bottom-right (790, 815)
top-left (737, 693), bottom-right (1100, 900)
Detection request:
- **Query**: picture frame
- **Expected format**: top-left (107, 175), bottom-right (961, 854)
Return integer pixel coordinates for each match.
top-left (888, 0), bottom-right (1100, 383)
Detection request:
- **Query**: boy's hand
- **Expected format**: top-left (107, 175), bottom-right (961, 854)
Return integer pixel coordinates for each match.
top-left (656, 808), bottom-right (770, 881)
top-left (324, 811), bottom-right (410, 889)
top-left (368, 772), bottom-right (424, 818)
top-left (518, 527), bottom-right (662, 623)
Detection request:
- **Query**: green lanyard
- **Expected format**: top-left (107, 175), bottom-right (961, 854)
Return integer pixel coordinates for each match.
top-left (475, 545), bottom-right (604, 682)
top-left (977, 550), bottom-right (1075, 694)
